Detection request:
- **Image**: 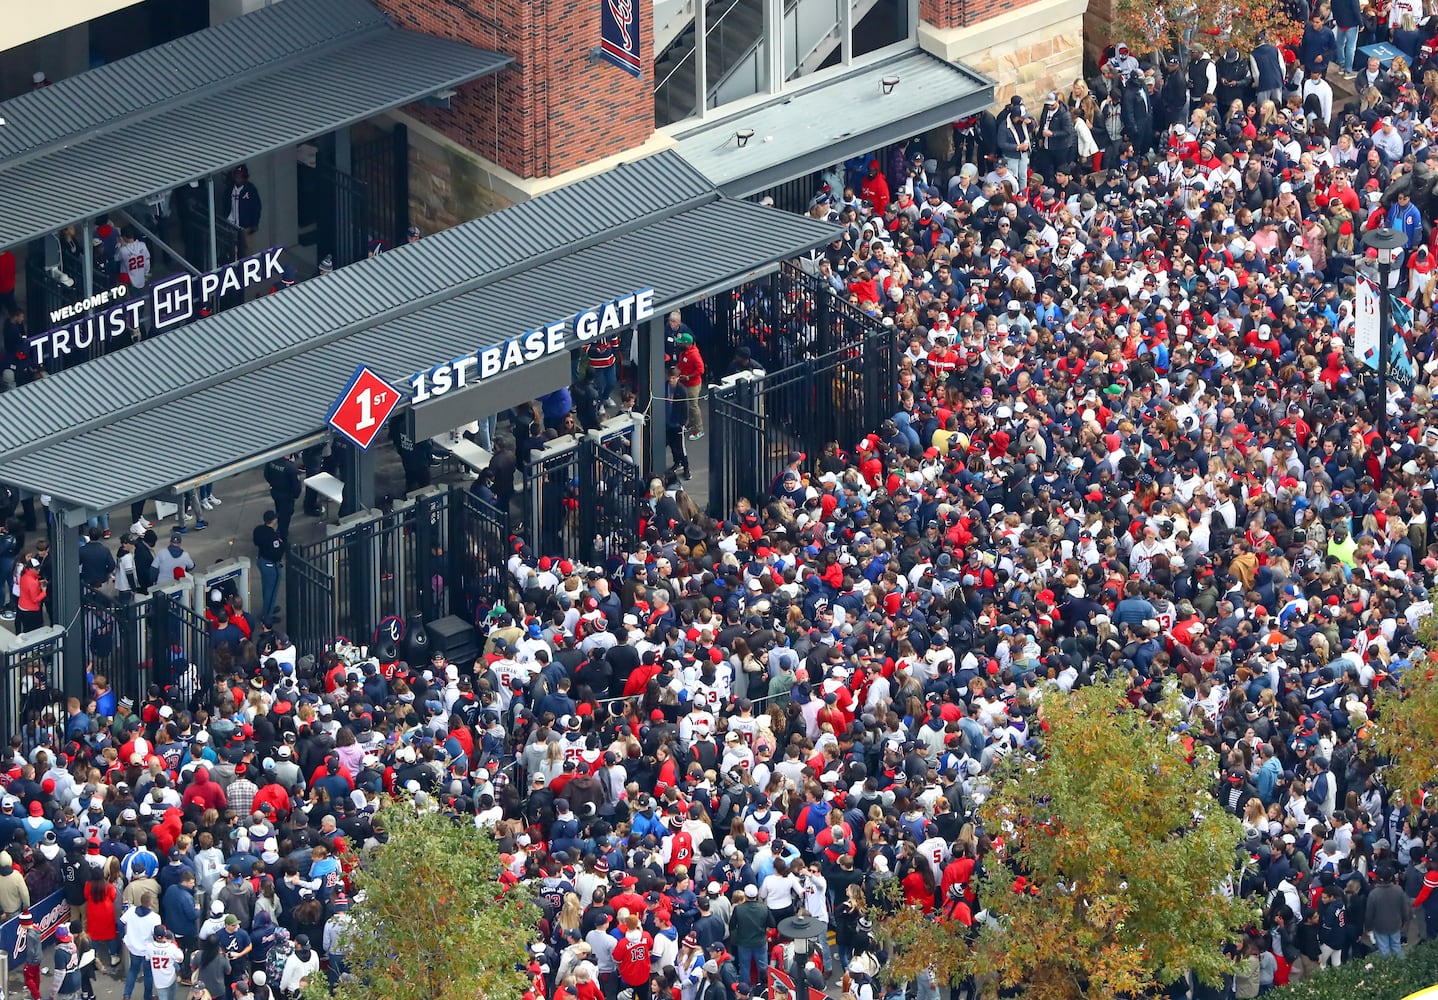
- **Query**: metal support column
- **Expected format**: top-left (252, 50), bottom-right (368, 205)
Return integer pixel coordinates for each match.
top-left (392, 123), bottom-right (411, 239)
top-left (207, 177), bottom-right (218, 271)
top-left (644, 316), bottom-right (668, 475)
top-left (115, 210), bottom-right (202, 277)
top-left (342, 444), bottom-right (377, 517)
top-left (49, 503), bottom-right (89, 696)
top-left (694, 0), bottom-right (707, 119)
top-left (80, 221), bottom-right (94, 297)
top-left (766, 0), bottom-right (784, 93)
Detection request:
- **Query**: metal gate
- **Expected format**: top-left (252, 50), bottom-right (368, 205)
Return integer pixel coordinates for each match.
top-left (585, 437), bottom-right (643, 566)
top-left (286, 485), bottom-right (516, 653)
top-left (353, 124), bottom-right (410, 249)
top-left (451, 489), bottom-right (514, 623)
top-left (314, 164), bottom-right (367, 267)
top-left (181, 197), bottom-right (242, 269)
top-left (522, 437), bottom-right (643, 564)
top-left (705, 271), bottom-right (895, 516)
top-left (80, 591), bottom-right (213, 712)
top-left (523, 443), bottom-right (584, 561)
top-left (0, 627), bottom-right (65, 750)
top-left (286, 508), bottom-right (390, 656)
top-left (286, 546), bottom-right (336, 658)
top-left (709, 377), bottom-right (768, 516)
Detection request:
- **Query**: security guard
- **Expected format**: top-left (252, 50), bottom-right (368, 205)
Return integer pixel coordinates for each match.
top-left (263, 455), bottom-right (304, 537)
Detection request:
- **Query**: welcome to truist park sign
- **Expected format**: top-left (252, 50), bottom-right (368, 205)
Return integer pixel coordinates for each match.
top-left (28, 247), bottom-right (284, 368)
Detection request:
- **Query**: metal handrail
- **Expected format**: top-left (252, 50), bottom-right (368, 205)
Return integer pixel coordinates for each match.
top-left (654, 0), bottom-right (752, 93)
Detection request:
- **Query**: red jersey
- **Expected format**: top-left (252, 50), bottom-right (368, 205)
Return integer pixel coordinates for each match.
top-left (614, 932), bottom-right (654, 986)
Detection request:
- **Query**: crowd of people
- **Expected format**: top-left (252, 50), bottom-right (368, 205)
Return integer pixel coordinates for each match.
top-left (9, 8), bottom-right (1438, 1000)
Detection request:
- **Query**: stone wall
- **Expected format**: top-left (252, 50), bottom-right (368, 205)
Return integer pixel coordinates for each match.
top-left (402, 118), bottom-right (515, 234)
top-left (920, 0), bottom-right (1087, 110)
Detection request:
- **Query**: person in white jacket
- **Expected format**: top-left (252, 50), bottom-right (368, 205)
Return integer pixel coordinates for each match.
top-left (279, 936), bottom-right (320, 998)
top-left (677, 935), bottom-right (706, 1000)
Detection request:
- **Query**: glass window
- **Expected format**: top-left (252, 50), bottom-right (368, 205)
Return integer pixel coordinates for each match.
top-left (853, 0), bottom-right (911, 59)
top-left (706, 0), bottom-right (771, 109)
top-left (785, 0), bottom-right (843, 81)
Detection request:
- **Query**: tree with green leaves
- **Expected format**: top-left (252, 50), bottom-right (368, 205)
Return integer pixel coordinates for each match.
top-left (306, 801), bottom-right (538, 1000)
top-left (881, 680), bottom-right (1256, 1000)
top-left (1371, 595), bottom-right (1438, 806)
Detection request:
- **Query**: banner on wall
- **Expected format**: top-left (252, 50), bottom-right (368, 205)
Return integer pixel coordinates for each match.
top-left (600, 0), bottom-right (642, 76)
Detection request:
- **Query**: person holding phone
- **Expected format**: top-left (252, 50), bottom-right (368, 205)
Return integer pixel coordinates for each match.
top-left (16, 552), bottom-right (45, 634)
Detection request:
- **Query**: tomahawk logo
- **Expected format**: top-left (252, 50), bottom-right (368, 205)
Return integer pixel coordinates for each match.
top-left (608, 0), bottom-right (634, 48)
top-left (600, 0), bottom-right (641, 74)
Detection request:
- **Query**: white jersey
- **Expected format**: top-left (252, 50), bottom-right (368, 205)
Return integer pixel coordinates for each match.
top-left (148, 941), bottom-right (184, 989)
top-left (491, 658), bottom-right (533, 711)
top-left (118, 240), bottom-right (151, 289)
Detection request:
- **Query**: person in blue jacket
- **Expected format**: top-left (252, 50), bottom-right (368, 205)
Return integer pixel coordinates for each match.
top-left (1388, 188), bottom-right (1425, 250)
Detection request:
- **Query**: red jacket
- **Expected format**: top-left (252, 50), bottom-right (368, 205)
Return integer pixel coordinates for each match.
top-left (677, 346), bottom-right (705, 388)
top-left (614, 932), bottom-right (654, 986)
top-left (253, 782), bottom-right (290, 820)
top-left (17, 569), bottom-right (44, 613)
top-left (181, 768), bottom-right (227, 813)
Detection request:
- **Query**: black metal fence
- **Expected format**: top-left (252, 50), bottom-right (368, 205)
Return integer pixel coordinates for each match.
top-left (353, 124), bottom-right (410, 250)
top-left (286, 448), bottom-right (643, 652)
top-left (0, 589), bottom-right (212, 750)
top-left (706, 264), bottom-right (895, 516)
top-left (0, 628), bottom-right (65, 750)
top-left (521, 436), bottom-right (643, 566)
top-left (80, 591), bottom-right (213, 710)
top-left (287, 485), bottom-right (518, 655)
top-left (451, 489), bottom-right (514, 623)
top-left (586, 437), bottom-right (644, 566)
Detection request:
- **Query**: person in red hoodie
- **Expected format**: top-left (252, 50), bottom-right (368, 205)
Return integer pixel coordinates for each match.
top-left (252, 779), bottom-right (290, 821)
top-left (859, 160), bottom-right (889, 212)
top-left (613, 922), bottom-right (655, 999)
top-left (180, 767), bottom-right (226, 813)
top-left (150, 806), bottom-right (183, 857)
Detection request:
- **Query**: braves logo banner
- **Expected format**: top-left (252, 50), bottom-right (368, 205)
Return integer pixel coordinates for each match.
top-left (600, 0), bottom-right (642, 76)
top-left (4, 891), bottom-right (70, 961)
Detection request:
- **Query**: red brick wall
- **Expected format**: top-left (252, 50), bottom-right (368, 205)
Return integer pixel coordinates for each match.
top-left (921, 0), bottom-right (1045, 28)
top-left (373, 0), bottom-right (654, 180)
top-left (918, 0), bottom-right (963, 27)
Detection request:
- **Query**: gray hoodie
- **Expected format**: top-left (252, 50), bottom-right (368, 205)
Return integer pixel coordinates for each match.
top-left (151, 543), bottom-right (194, 586)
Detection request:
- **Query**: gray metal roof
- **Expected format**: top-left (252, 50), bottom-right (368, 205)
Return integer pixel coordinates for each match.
top-left (0, 0), bottom-right (511, 250)
top-left (672, 50), bottom-right (993, 197)
top-left (0, 152), bottom-right (838, 509)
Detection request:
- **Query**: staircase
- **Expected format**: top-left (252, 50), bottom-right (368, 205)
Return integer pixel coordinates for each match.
top-left (653, 0), bottom-right (887, 127)
top-left (654, 0), bottom-right (766, 126)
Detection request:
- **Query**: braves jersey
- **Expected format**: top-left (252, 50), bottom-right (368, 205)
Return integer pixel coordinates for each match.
top-left (118, 241), bottom-right (151, 289)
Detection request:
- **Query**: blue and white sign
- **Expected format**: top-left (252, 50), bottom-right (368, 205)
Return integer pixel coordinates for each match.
top-left (408, 288), bottom-right (655, 404)
top-left (3, 891), bottom-right (69, 962)
top-left (29, 247), bottom-right (286, 368)
top-left (600, 0), bottom-right (642, 76)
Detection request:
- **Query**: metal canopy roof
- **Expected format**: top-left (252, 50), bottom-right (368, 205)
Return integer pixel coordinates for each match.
top-left (673, 50), bottom-right (993, 198)
top-left (0, 152), bottom-right (839, 510)
top-left (0, 0), bottom-right (511, 250)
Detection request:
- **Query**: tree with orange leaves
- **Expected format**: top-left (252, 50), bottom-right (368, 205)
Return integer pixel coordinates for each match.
top-left (880, 680), bottom-right (1256, 1000)
top-left (1103, 0), bottom-right (1298, 61)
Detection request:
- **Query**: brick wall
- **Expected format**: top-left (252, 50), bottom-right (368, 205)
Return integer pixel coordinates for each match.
top-left (372, 0), bottom-right (654, 180)
top-left (921, 0), bottom-right (1048, 28)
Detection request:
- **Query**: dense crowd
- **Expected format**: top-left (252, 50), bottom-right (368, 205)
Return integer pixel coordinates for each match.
top-left (10, 9), bottom-right (1438, 1000)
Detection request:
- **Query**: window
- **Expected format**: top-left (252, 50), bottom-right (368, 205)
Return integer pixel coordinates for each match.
top-left (656, 0), bottom-right (917, 127)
